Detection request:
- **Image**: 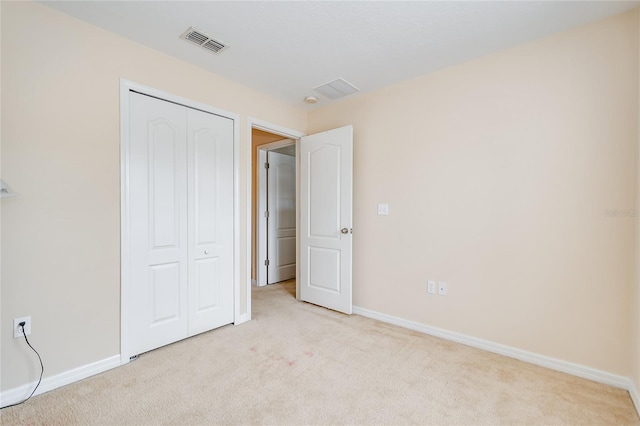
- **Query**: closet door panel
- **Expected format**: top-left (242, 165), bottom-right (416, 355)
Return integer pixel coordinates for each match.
top-left (187, 108), bottom-right (234, 335)
top-left (129, 92), bottom-right (189, 356)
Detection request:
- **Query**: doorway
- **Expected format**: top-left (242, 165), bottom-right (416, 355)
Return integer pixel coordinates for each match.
top-left (248, 122), bottom-right (304, 324)
top-left (251, 129), bottom-right (297, 287)
top-left (257, 140), bottom-right (296, 286)
top-left (246, 119), bottom-right (353, 321)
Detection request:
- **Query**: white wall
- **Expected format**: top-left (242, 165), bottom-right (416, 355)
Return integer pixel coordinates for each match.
top-left (309, 9), bottom-right (638, 376)
top-left (0, 1), bottom-right (306, 391)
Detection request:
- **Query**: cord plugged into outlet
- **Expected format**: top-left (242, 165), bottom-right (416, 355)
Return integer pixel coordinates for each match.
top-left (2, 316), bottom-right (43, 409)
top-left (14, 316), bottom-right (31, 338)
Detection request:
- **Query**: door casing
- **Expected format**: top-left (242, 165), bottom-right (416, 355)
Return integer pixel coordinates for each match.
top-left (120, 79), bottom-right (240, 365)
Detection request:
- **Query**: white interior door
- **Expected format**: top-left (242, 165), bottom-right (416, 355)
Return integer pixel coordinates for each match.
top-left (187, 108), bottom-right (234, 335)
top-left (300, 125), bottom-right (353, 314)
top-left (128, 92), bottom-right (234, 356)
top-left (267, 151), bottom-right (296, 284)
top-left (256, 149), bottom-right (268, 287)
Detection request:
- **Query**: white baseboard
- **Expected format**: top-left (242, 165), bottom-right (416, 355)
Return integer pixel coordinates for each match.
top-left (353, 306), bottom-right (631, 391)
top-left (629, 380), bottom-right (640, 418)
top-left (0, 355), bottom-right (120, 408)
top-left (234, 314), bottom-right (249, 325)
top-left (2, 312), bottom-right (638, 419)
top-left (251, 279), bottom-right (257, 286)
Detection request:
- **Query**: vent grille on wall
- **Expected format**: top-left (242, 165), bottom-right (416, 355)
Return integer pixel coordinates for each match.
top-left (181, 27), bottom-right (228, 54)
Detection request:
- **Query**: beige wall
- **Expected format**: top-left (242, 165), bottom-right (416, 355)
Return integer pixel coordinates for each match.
top-left (0, 1), bottom-right (306, 391)
top-left (635, 8), bottom-right (640, 399)
top-left (250, 129), bottom-right (289, 280)
top-left (309, 10), bottom-right (638, 376)
top-left (3, 0), bottom-right (640, 398)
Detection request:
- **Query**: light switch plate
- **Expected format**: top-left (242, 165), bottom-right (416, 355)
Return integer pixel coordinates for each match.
top-left (427, 280), bottom-right (436, 294)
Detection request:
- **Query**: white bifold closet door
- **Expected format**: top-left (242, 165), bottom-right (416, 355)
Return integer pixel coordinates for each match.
top-left (128, 92), bottom-right (233, 356)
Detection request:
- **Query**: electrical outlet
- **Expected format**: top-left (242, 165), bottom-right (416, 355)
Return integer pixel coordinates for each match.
top-left (14, 316), bottom-right (31, 338)
top-left (427, 280), bottom-right (436, 294)
top-left (438, 282), bottom-right (447, 296)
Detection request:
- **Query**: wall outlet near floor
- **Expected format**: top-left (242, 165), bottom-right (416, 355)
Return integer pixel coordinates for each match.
top-left (14, 316), bottom-right (31, 338)
top-left (427, 280), bottom-right (436, 294)
top-left (438, 282), bottom-right (448, 296)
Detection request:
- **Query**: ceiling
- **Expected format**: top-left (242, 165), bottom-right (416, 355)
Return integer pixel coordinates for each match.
top-left (43, 1), bottom-right (638, 109)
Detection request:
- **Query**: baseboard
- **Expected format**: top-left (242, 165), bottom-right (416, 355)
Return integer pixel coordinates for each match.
top-left (629, 379), bottom-right (640, 418)
top-left (251, 279), bottom-right (257, 286)
top-left (0, 354), bottom-right (120, 408)
top-left (234, 314), bottom-right (249, 325)
top-left (1, 315), bottom-right (636, 418)
top-left (353, 306), bottom-right (631, 390)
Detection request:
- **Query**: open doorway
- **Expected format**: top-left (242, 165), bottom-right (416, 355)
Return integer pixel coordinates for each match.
top-left (251, 129), bottom-right (284, 286)
top-left (247, 121), bottom-right (305, 322)
top-left (255, 136), bottom-right (296, 286)
top-left (246, 120), bottom-right (353, 320)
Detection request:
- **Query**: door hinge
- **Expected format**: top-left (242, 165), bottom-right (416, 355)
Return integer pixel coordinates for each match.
top-left (265, 259), bottom-right (270, 266)
top-left (264, 211), bottom-right (269, 218)
top-left (264, 162), bottom-right (270, 169)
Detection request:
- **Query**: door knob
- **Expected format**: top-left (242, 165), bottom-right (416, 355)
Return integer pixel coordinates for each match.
top-left (341, 228), bottom-right (349, 234)
top-left (204, 250), bottom-right (210, 255)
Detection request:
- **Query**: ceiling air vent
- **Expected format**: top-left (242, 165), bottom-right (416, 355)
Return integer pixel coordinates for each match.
top-left (180, 27), bottom-right (228, 54)
top-left (314, 78), bottom-right (360, 100)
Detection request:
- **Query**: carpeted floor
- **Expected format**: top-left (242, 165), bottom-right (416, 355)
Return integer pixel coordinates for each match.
top-left (1, 280), bottom-right (639, 425)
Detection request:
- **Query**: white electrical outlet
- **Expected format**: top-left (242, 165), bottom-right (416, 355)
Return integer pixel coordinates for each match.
top-left (377, 203), bottom-right (389, 216)
top-left (14, 316), bottom-right (31, 338)
top-left (438, 282), bottom-right (447, 296)
top-left (427, 280), bottom-right (436, 294)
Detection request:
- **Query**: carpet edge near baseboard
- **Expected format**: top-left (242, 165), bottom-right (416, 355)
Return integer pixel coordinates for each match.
top-left (352, 305), bottom-right (640, 418)
top-left (3, 311), bottom-right (639, 420)
top-left (0, 354), bottom-right (121, 408)
top-left (629, 380), bottom-right (640, 419)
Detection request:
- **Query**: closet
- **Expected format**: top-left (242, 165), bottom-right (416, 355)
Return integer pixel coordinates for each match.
top-left (127, 92), bottom-right (234, 356)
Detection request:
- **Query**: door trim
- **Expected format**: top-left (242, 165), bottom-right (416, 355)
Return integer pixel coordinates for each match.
top-left (120, 79), bottom-right (240, 364)
top-left (246, 118), bottom-right (305, 320)
top-left (256, 139), bottom-right (296, 287)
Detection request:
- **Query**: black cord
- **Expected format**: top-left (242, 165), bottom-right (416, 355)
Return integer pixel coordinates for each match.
top-left (1, 325), bottom-right (44, 409)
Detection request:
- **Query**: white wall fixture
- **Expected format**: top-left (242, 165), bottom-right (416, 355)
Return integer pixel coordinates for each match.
top-left (1, 179), bottom-right (19, 198)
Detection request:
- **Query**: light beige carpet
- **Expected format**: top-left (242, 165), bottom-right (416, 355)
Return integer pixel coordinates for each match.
top-left (1, 280), bottom-right (638, 425)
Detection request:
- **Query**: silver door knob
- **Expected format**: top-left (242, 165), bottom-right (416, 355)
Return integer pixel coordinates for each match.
top-left (341, 228), bottom-right (349, 234)
top-left (204, 250), bottom-right (210, 255)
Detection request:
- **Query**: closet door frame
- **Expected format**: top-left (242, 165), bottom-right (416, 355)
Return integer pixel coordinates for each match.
top-left (119, 79), bottom-right (240, 365)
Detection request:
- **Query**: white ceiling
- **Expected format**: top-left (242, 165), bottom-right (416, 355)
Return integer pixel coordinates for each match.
top-left (43, 1), bottom-right (638, 108)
